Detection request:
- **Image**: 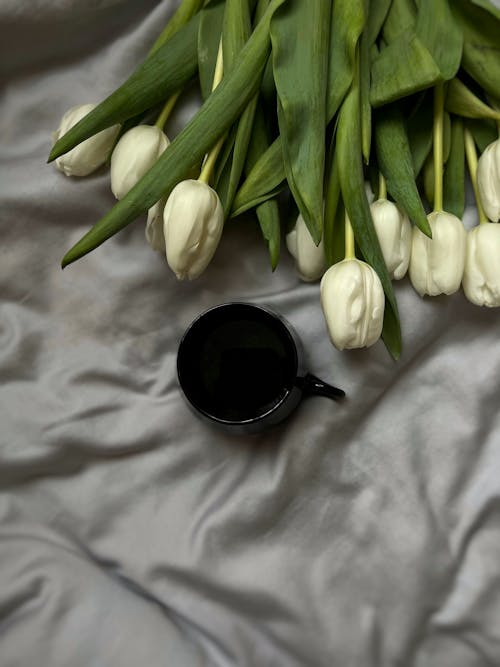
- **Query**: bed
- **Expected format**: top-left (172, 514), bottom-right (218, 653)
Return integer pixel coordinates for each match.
top-left (1, 1), bottom-right (500, 665)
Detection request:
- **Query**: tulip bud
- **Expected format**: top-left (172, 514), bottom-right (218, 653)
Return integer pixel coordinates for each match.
top-left (163, 180), bottom-right (224, 280)
top-left (320, 259), bottom-right (385, 350)
top-left (286, 213), bottom-right (326, 281)
top-left (477, 139), bottom-right (500, 222)
top-left (145, 200), bottom-right (166, 252)
top-left (462, 223), bottom-right (500, 307)
top-left (409, 211), bottom-right (466, 297)
top-left (53, 104), bottom-right (120, 177)
top-left (370, 199), bottom-right (412, 280)
top-left (110, 125), bottom-right (169, 200)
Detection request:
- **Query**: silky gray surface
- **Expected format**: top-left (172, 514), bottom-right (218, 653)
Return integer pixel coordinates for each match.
top-left (1, 2), bottom-right (500, 666)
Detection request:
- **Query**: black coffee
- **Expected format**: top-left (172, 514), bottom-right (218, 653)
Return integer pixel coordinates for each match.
top-left (178, 305), bottom-right (297, 422)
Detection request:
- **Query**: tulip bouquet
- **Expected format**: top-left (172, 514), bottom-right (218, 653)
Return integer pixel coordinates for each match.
top-left (48, 0), bottom-right (500, 359)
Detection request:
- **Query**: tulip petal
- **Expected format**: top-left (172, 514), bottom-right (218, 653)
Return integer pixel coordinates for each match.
top-left (409, 211), bottom-right (467, 296)
top-left (463, 223), bottom-right (500, 307)
top-left (321, 260), bottom-right (385, 350)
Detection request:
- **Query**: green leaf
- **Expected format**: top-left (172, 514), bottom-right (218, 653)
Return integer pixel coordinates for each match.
top-left (453, 0), bottom-right (500, 101)
top-left (323, 139), bottom-right (342, 267)
top-left (326, 0), bottom-right (366, 122)
top-left (443, 117), bottom-right (465, 218)
top-left (220, 0), bottom-right (258, 214)
top-left (48, 15), bottom-right (200, 162)
top-left (366, 0), bottom-right (392, 46)
top-left (283, 192), bottom-right (299, 235)
top-left (232, 0), bottom-right (370, 222)
top-left (445, 77), bottom-right (500, 121)
top-left (331, 199), bottom-right (346, 268)
top-left (197, 0), bottom-right (225, 101)
top-left (149, 0), bottom-right (206, 55)
top-left (407, 92), bottom-right (434, 177)
top-left (360, 28), bottom-right (372, 164)
top-left (213, 124), bottom-right (238, 187)
top-left (415, 0), bottom-right (463, 82)
top-left (368, 160), bottom-right (379, 200)
top-left (260, 54), bottom-right (276, 105)
top-left (243, 99), bottom-right (281, 269)
top-left (232, 183), bottom-right (285, 216)
top-left (381, 302), bottom-right (403, 363)
top-left (382, 0), bottom-right (417, 42)
top-left (270, 0), bottom-right (331, 244)
top-left (371, 30), bottom-right (442, 107)
top-left (257, 0), bottom-right (276, 103)
top-left (371, 0), bottom-right (463, 107)
top-left (214, 152), bottom-right (233, 208)
top-left (466, 118), bottom-right (498, 154)
top-left (337, 55), bottom-right (402, 360)
top-left (443, 110), bottom-right (452, 163)
top-left (233, 0), bottom-right (369, 223)
top-left (255, 198), bottom-right (281, 271)
top-left (222, 0), bottom-right (251, 70)
top-left (231, 137), bottom-right (285, 216)
top-left (61, 0), bottom-right (287, 268)
top-left (374, 104), bottom-right (432, 237)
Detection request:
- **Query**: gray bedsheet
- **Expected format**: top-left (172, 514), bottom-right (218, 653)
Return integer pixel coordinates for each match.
top-left (1, 1), bottom-right (500, 665)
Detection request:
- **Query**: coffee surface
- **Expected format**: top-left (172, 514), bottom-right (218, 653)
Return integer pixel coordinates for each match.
top-left (179, 307), bottom-right (296, 422)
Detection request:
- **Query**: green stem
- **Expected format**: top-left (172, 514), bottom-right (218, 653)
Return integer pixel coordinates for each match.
top-left (464, 128), bottom-right (488, 224)
top-left (199, 135), bottom-right (225, 184)
top-left (378, 171), bottom-right (387, 200)
top-left (344, 211), bottom-right (355, 260)
top-left (433, 83), bottom-right (444, 212)
top-left (198, 40), bottom-right (225, 185)
top-left (155, 91), bottom-right (181, 130)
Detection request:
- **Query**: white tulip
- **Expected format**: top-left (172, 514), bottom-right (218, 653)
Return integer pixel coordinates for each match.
top-left (111, 125), bottom-right (169, 200)
top-left (286, 213), bottom-right (326, 281)
top-left (320, 259), bottom-right (385, 350)
top-left (145, 200), bottom-right (166, 252)
top-left (409, 211), bottom-right (466, 296)
top-left (477, 139), bottom-right (500, 222)
top-left (54, 104), bottom-right (120, 177)
top-left (370, 199), bottom-right (412, 280)
top-left (462, 223), bottom-right (500, 307)
top-left (163, 180), bottom-right (224, 280)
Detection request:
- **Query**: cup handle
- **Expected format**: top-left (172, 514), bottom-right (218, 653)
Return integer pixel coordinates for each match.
top-left (296, 373), bottom-right (345, 401)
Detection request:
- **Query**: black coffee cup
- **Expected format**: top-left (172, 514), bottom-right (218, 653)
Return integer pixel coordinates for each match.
top-left (177, 302), bottom-right (345, 434)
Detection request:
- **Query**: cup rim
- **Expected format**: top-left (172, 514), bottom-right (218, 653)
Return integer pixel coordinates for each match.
top-left (177, 301), bottom-right (299, 426)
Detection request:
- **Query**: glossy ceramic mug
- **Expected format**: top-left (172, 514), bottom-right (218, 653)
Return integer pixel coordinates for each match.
top-left (177, 302), bottom-right (345, 434)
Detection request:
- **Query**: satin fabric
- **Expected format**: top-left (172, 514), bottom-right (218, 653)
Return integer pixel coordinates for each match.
top-left (1, 2), bottom-right (500, 665)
